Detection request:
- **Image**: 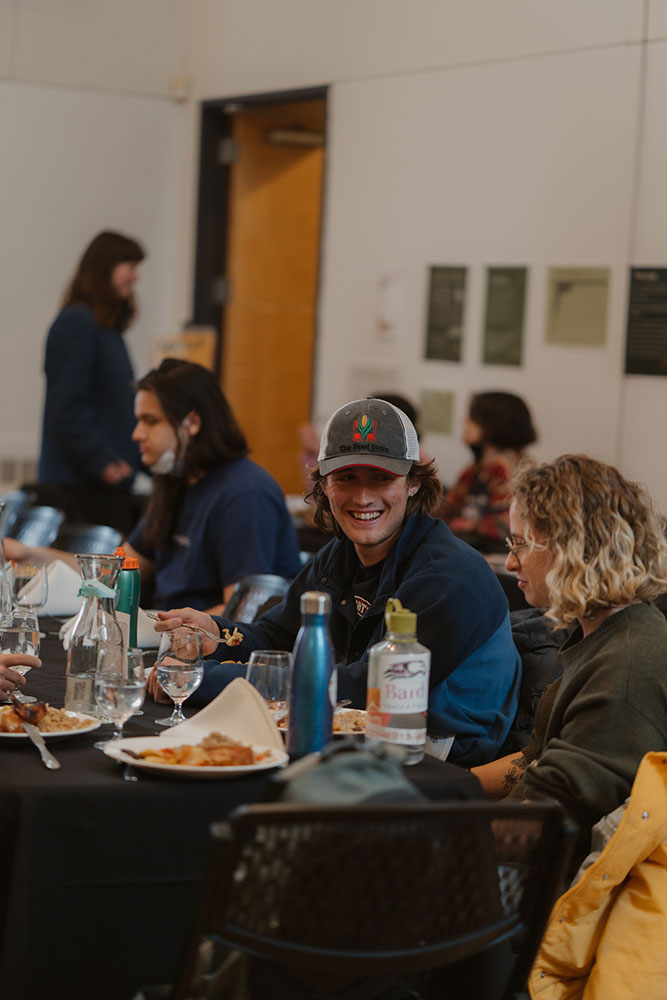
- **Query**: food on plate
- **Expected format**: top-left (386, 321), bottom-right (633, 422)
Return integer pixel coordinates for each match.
top-left (132, 731), bottom-right (264, 767)
top-left (333, 709), bottom-right (366, 733)
top-left (0, 703), bottom-right (91, 734)
top-left (278, 708), bottom-right (366, 734)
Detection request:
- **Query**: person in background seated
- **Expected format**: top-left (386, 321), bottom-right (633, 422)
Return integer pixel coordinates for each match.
top-left (0, 654), bottom-right (41, 698)
top-left (438, 391), bottom-right (537, 553)
top-left (6, 359), bottom-right (302, 614)
top-left (37, 230), bottom-right (145, 534)
top-left (148, 396), bottom-right (522, 767)
top-left (473, 455), bottom-right (667, 862)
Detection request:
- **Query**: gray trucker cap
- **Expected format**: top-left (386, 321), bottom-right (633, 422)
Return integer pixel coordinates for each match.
top-left (317, 398), bottom-right (420, 476)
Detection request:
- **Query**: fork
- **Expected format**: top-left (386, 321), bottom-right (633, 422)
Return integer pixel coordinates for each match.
top-left (143, 611), bottom-right (222, 645)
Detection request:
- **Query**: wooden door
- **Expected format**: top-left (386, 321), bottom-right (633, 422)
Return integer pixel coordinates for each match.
top-left (221, 99), bottom-right (326, 494)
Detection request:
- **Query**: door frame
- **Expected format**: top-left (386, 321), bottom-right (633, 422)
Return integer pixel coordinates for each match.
top-left (191, 85), bottom-right (328, 377)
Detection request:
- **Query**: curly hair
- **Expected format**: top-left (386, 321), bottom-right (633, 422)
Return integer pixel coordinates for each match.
top-left (308, 460), bottom-right (443, 537)
top-left (510, 454), bottom-right (667, 628)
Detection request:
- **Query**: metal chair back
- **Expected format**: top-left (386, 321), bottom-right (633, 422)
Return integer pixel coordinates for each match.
top-left (13, 506), bottom-right (65, 547)
top-left (53, 523), bottom-right (123, 555)
top-left (224, 573), bottom-right (291, 622)
top-left (0, 490), bottom-right (36, 537)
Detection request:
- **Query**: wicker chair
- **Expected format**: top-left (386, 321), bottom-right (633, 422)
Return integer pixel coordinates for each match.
top-left (169, 800), bottom-right (576, 1000)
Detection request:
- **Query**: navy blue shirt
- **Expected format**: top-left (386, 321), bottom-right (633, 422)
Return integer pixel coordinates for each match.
top-left (129, 458), bottom-right (302, 610)
top-left (198, 515), bottom-right (522, 766)
top-left (38, 304), bottom-right (140, 485)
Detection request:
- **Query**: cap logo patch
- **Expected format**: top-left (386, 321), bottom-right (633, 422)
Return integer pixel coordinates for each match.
top-left (353, 413), bottom-right (376, 443)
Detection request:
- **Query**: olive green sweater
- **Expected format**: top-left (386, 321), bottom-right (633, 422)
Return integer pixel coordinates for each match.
top-left (511, 602), bottom-right (667, 837)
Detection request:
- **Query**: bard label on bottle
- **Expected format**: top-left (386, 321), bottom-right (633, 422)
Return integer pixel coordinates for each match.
top-left (366, 652), bottom-right (429, 746)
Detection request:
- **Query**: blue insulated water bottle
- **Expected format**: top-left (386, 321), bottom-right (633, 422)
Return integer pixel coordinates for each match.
top-left (287, 591), bottom-right (336, 759)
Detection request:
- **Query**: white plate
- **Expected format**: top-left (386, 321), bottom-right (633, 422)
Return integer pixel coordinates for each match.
top-left (0, 710), bottom-right (101, 741)
top-left (103, 735), bottom-right (288, 778)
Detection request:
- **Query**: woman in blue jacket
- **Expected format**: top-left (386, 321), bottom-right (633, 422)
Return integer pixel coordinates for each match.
top-left (37, 230), bottom-right (145, 532)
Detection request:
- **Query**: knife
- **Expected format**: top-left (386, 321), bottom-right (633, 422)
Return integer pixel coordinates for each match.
top-left (16, 716), bottom-right (61, 769)
top-left (8, 693), bottom-right (61, 769)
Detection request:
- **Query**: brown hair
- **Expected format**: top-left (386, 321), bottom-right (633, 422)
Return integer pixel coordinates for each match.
top-left (62, 230), bottom-right (145, 330)
top-left (136, 358), bottom-right (248, 550)
top-left (511, 454), bottom-right (667, 628)
top-left (469, 391), bottom-right (537, 451)
top-left (308, 460), bottom-right (443, 537)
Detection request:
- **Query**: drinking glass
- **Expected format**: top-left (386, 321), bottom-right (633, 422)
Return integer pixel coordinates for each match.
top-left (155, 628), bottom-right (203, 727)
top-left (245, 650), bottom-right (291, 722)
top-left (13, 562), bottom-right (48, 614)
top-left (0, 558), bottom-right (13, 623)
top-left (0, 609), bottom-right (40, 703)
top-left (94, 646), bottom-right (146, 748)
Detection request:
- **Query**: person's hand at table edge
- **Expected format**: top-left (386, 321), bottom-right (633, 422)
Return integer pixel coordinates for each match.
top-left (153, 608), bottom-right (220, 656)
top-left (146, 665), bottom-right (171, 703)
top-left (0, 654), bottom-right (41, 696)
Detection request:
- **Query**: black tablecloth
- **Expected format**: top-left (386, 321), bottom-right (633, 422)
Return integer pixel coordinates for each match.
top-left (0, 619), bottom-right (482, 1000)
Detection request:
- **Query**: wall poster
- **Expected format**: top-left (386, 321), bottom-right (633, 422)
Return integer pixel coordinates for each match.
top-left (424, 266), bottom-right (466, 362)
top-left (545, 267), bottom-right (609, 346)
top-left (625, 267), bottom-right (667, 376)
top-left (482, 267), bottom-right (527, 365)
top-left (419, 390), bottom-right (455, 435)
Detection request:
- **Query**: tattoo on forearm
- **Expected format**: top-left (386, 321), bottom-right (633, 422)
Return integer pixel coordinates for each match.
top-left (502, 756), bottom-right (526, 793)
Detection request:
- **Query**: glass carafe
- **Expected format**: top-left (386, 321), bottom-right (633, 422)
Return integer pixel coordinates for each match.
top-left (0, 503), bottom-right (14, 623)
top-left (65, 553), bottom-right (124, 715)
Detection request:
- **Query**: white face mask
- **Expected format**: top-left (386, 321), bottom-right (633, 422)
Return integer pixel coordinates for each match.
top-left (149, 448), bottom-right (177, 475)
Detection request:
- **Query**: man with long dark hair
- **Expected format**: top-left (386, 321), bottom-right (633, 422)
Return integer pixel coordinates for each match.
top-left (124, 358), bottom-right (302, 612)
top-left (8, 359), bottom-right (302, 614)
top-left (150, 397), bottom-right (522, 767)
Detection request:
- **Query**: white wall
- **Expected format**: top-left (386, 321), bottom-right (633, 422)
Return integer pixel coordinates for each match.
top-left (0, 0), bottom-right (188, 465)
top-left (181, 0), bottom-right (667, 509)
top-left (2, 0), bottom-right (667, 513)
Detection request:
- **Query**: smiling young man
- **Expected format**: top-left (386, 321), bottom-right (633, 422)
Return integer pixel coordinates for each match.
top-left (149, 398), bottom-right (522, 766)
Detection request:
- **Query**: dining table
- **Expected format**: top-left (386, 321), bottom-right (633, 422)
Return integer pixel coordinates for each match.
top-left (0, 617), bottom-right (483, 1000)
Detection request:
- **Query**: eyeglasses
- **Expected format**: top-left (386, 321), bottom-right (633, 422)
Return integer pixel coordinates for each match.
top-left (504, 536), bottom-right (529, 560)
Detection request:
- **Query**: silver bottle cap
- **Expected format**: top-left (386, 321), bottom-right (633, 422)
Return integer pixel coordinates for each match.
top-left (300, 591), bottom-right (331, 615)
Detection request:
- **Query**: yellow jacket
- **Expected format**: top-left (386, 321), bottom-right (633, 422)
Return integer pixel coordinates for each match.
top-left (529, 751), bottom-right (667, 1000)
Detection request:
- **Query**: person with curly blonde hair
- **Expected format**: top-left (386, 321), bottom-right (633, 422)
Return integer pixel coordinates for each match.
top-left (473, 454), bottom-right (667, 857)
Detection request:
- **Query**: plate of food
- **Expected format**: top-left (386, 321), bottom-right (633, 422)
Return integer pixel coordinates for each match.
top-left (277, 707), bottom-right (367, 736)
top-left (0, 703), bottom-right (101, 740)
top-left (103, 731), bottom-right (288, 778)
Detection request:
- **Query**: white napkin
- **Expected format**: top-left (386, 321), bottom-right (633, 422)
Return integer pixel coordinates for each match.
top-left (158, 677), bottom-right (284, 750)
top-left (59, 606), bottom-right (161, 650)
top-left (33, 559), bottom-right (82, 617)
top-left (136, 609), bottom-right (161, 648)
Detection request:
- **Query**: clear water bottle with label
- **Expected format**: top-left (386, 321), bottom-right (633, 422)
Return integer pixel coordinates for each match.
top-left (287, 591), bottom-right (336, 760)
top-left (366, 598), bottom-right (431, 764)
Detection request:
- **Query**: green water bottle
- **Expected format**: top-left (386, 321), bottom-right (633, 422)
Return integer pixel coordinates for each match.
top-left (114, 547), bottom-right (141, 650)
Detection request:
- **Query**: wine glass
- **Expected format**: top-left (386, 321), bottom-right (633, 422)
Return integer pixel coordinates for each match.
top-left (94, 646), bottom-right (145, 749)
top-left (155, 628), bottom-right (203, 727)
top-left (245, 650), bottom-right (291, 723)
top-left (13, 562), bottom-right (48, 614)
top-left (0, 609), bottom-right (40, 703)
